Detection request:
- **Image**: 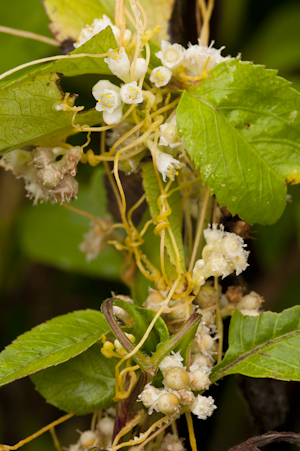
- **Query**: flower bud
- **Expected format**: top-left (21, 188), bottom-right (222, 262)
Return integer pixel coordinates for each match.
top-left (164, 367), bottom-right (190, 390)
top-left (188, 369), bottom-right (211, 391)
top-left (157, 393), bottom-right (180, 415)
top-left (80, 430), bottom-right (97, 447)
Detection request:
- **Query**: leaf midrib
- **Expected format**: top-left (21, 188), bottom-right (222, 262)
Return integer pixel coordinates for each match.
top-left (0, 332), bottom-right (104, 386)
top-left (211, 327), bottom-right (300, 383)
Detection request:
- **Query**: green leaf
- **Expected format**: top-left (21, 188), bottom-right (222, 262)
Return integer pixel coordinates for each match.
top-left (41, 27), bottom-right (117, 78)
top-left (151, 312), bottom-right (201, 368)
top-left (44, 0), bottom-right (115, 43)
top-left (0, 310), bottom-right (110, 387)
top-left (18, 168), bottom-right (123, 279)
top-left (44, 0), bottom-right (175, 46)
top-left (31, 343), bottom-right (117, 415)
top-left (210, 306), bottom-right (300, 383)
top-left (177, 60), bottom-right (300, 225)
top-left (113, 299), bottom-right (169, 354)
top-left (142, 162), bottom-right (186, 272)
top-left (0, 72), bottom-right (103, 154)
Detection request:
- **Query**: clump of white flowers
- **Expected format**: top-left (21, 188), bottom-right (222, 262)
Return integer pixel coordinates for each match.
top-left (139, 352), bottom-right (216, 420)
top-left (220, 291), bottom-right (264, 317)
top-left (192, 224), bottom-right (250, 286)
top-left (1, 146), bottom-right (81, 204)
top-left (92, 79), bottom-right (144, 125)
top-left (74, 15), bottom-right (130, 48)
top-left (79, 217), bottom-right (120, 262)
top-left (68, 411), bottom-right (115, 451)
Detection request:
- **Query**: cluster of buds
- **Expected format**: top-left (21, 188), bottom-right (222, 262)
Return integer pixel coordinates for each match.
top-left (101, 333), bottom-right (135, 358)
top-left (220, 290), bottom-right (264, 317)
top-left (1, 146), bottom-right (81, 204)
top-left (69, 410), bottom-right (115, 451)
top-left (192, 224), bottom-right (250, 286)
top-left (139, 352), bottom-right (216, 420)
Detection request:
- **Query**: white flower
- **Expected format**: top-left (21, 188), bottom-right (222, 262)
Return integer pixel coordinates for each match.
top-left (79, 217), bottom-right (115, 262)
top-left (92, 80), bottom-right (123, 125)
top-left (150, 66), bottom-right (172, 87)
top-left (139, 384), bottom-right (167, 414)
top-left (159, 352), bottom-right (184, 374)
top-left (159, 116), bottom-right (182, 148)
top-left (120, 81), bottom-right (143, 104)
top-left (74, 15), bottom-right (121, 48)
top-left (182, 40), bottom-right (232, 77)
top-left (104, 48), bottom-right (131, 82)
top-left (154, 148), bottom-right (184, 182)
top-left (132, 58), bottom-right (148, 81)
top-left (190, 395), bottom-right (216, 420)
top-left (156, 40), bottom-right (185, 70)
top-left (104, 49), bottom-right (147, 83)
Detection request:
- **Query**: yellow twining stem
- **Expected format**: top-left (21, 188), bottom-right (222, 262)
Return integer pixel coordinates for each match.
top-left (111, 411), bottom-right (144, 450)
top-left (0, 52), bottom-right (112, 82)
top-left (0, 25), bottom-right (59, 46)
top-left (115, 363), bottom-right (139, 400)
top-left (185, 411), bottom-right (198, 451)
top-left (0, 413), bottom-right (73, 451)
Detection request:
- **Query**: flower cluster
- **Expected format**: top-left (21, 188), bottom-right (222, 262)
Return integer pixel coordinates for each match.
top-left (1, 146), bottom-right (81, 204)
top-left (220, 290), bottom-right (264, 317)
top-left (192, 224), bottom-right (250, 286)
top-left (149, 39), bottom-right (232, 88)
top-left (79, 217), bottom-right (119, 262)
top-left (139, 352), bottom-right (216, 420)
top-left (68, 409), bottom-right (116, 451)
top-left (73, 15), bottom-right (130, 48)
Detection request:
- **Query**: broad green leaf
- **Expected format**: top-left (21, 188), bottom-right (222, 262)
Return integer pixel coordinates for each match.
top-left (0, 310), bottom-right (110, 387)
top-left (31, 344), bottom-right (117, 415)
top-left (177, 60), bottom-right (300, 225)
top-left (18, 168), bottom-right (123, 279)
top-left (44, 0), bottom-right (115, 43)
top-left (44, 0), bottom-right (175, 46)
top-left (210, 306), bottom-right (300, 383)
top-left (114, 299), bottom-right (169, 354)
top-left (142, 162), bottom-right (186, 272)
top-left (0, 72), bottom-right (103, 154)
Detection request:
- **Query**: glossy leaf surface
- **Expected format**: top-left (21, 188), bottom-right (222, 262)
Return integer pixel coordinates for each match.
top-left (177, 60), bottom-right (300, 225)
top-left (0, 310), bottom-right (110, 387)
top-left (211, 306), bottom-right (300, 383)
top-left (31, 344), bottom-right (117, 414)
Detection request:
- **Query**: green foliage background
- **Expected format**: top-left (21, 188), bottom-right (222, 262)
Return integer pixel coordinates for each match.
top-left (1, 0), bottom-right (300, 450)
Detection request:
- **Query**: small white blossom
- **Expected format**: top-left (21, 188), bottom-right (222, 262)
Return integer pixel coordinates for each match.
top-left (190, 395), bottom-right (216, 420)
top-left (159, 116), bottom-right (182, 148)
top-left (104, 48), bottom-right (131, 82)
top-left (182, 40), bottom-right (232, 78)
top-left (79, 217), bottom-right (116, 262)
top-left (156, 40), bottom-right (185, 70)
top-left (92, 80), bottom-right (123, 125)
top-left (132, 58), bottom-right (148, 81)
top-left (188, 368), bottom-right (211, 391)
top-left (159, 352), bottom-right (184, 374)
top-left (154, 148), bottom-right (184, 182)
top-left (79, 431), bottom-right (97, 448)
top-left (150, 66), bottom-right (172, 87)
top-left (120, 81), bottom-right (143, 104)
top-left (139, 383), bottom-right (167, 414)
top-left (159, 434), bottom-right (186, 451)
top-left (74, 15), bottom-right (120, 48)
